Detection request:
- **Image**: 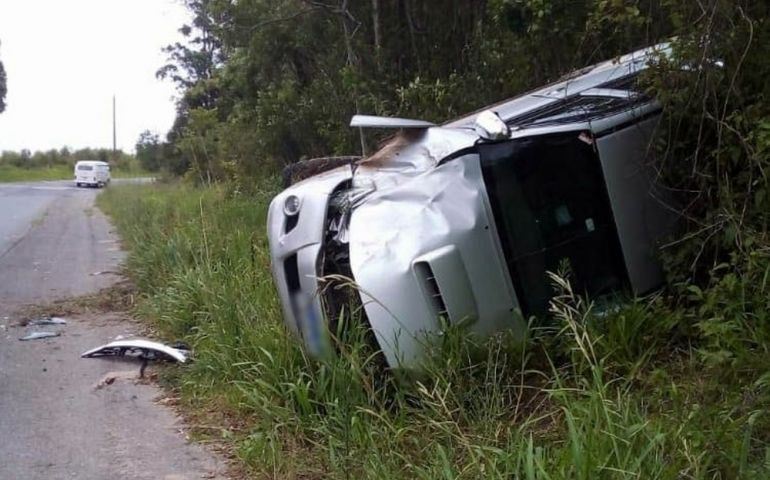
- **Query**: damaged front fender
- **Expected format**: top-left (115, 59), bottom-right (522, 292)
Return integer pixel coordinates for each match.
top-left (348, 151), bottom-right (524, 368)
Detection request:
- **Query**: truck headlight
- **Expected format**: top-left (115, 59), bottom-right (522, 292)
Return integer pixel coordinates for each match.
top-left (283, 195), bottom-right (302, 216)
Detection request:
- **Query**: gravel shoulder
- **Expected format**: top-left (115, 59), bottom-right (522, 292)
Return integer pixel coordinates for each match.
top-left (0, 181), bottom-right (227, 480)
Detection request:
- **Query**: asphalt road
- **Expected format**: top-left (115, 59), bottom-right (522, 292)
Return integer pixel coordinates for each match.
top-left (0, 180), bottom-right (227, 480)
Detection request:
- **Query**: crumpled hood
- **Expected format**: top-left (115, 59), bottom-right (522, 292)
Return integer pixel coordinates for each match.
top-left (351, 127), bottom-right (477, 191)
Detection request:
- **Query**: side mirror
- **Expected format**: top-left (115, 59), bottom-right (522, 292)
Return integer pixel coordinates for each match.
top-left (474, 110), bottom-right (510, 141)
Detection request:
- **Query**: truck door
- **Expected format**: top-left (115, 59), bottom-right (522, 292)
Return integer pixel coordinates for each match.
top-left (594, 116), bottom-right (678, 295)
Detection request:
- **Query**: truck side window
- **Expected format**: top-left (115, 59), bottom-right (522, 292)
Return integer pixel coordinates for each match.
top-left (480, 133), bottom-right (628, 317)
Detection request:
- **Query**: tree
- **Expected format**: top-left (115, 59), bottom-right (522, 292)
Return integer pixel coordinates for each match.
top-left (135, 130), bottom-right (166, 172)
top-left (0, 40), bottom-right (7, 114)
top-left (157, 0), bottom-right (225, 111)
top-left (155, 1), bottom-right (230, 181)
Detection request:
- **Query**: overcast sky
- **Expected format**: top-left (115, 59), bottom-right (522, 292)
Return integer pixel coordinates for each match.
top-left (0, 0), bottom-right (190, 153)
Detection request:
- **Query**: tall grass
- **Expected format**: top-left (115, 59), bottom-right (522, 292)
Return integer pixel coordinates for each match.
top-left (99, 182), bottom-right (770, 479)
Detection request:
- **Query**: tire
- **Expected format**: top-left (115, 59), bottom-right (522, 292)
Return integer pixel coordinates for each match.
top-left (75, 182), bottom-right (81, 187)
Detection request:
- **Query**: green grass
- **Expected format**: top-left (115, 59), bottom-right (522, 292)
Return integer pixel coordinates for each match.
top-left (99, 182), bottom-right (770, 479)
top-left (0, 164), bottom-right (73, 182)
top-left (0, 164), bottom-right (153, 183)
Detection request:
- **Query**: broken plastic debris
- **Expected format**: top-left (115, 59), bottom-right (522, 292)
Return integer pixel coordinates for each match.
top-left (29, 317), bottom-right (67, 326)
top-left (81, 339), bottom-right (188, 363)
top-left (90, 270), bottom-right (119, 276)
top-left (19, 331), bottom-right (61, 341)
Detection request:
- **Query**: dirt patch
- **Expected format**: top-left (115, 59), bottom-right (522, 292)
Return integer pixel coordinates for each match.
top-left (17, 278), bottom-right (139, 322)
top-left (94, 369), bottom-right (142, 389)
top-left (1, 285), bottom-right (233, 479)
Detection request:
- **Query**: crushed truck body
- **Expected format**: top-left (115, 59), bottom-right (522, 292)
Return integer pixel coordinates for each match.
top-left (267, 43), bottom-right (679, 368)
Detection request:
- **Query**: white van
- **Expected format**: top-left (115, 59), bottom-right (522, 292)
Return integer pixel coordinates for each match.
top-left (74, 160), bottom-right (111, 188)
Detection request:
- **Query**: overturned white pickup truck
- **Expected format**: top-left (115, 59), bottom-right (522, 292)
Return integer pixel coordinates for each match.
top-left (267, 44), bottom-right (678, 368)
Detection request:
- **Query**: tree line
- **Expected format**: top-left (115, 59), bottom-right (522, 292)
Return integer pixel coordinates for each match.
top-left (0, 147), bottom-right (136, 171)
top-left (1, 39), bottom-right (6, 114)
top-left (145, 0), bottom-right (681, 181)
top-left (149, 0), bottom-right (770, 285)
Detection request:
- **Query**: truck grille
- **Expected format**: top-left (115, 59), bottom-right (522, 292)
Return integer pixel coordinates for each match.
top-left (414, 261), bottom-right (449, 318)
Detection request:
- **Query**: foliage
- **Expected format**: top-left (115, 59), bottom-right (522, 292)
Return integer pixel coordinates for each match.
top-left (135, 131), bottom-right (170, 173)
top-left (150, 0), bottom-right (226, 178)
top-left (643, 2), bottom-right (770, 286)
top-left (151, 0), bottom-right (682, 180)
top-left (0, 48), bottom-right (6, 114)
top-left (156, 0), bottom-right (224, 95)
top-left (0, 147), bottom-right (141, 174)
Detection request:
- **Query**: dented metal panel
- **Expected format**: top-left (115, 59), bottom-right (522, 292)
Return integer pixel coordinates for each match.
top-left (353, 128), bottom-right (477, 192)
top-left (348, 152), bottom-right (524, 367)
top-left (595, 115), bottom-right (678, 294)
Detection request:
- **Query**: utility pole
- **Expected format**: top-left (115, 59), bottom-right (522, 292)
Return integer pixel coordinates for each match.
top-left (112, 95), bottom-right (117, 160)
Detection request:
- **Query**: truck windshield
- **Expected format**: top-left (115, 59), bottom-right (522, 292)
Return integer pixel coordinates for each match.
top-left (479, 133), bottom-right (628, 317)
top-left (77, 165), bottom-right (94, 171)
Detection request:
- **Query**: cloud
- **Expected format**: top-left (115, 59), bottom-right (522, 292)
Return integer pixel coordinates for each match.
top-left (0, 0), bottom-right (190, 152)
